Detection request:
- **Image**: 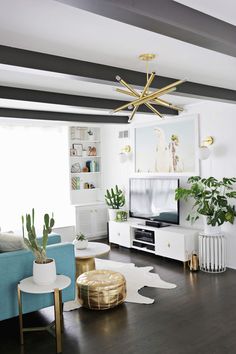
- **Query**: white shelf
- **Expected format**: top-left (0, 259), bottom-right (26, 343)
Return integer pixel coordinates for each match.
top-left (71, 140), bottom-right (100, 143)
top-left (132, 245), bottom-right (156, 254)
top-left (71, 188), bottom-right (100, 192)
top-left (132, 239), bottom-right (155, 246)
top-left (71, 172), bottom-right (100, 175)
top-left (70, 156), bottom-right (101, 159)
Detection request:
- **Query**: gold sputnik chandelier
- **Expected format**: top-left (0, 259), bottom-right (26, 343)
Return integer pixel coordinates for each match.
top-left (113, 54), bottom-right (185, 123)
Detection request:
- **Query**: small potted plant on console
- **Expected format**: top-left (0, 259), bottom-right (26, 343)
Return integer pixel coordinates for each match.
top-left (105, 185), bottom-right (126, 221)
top-left (73, 232), bottom-right (88, 249)
top-left (22, 208), bottom-right (55, 285)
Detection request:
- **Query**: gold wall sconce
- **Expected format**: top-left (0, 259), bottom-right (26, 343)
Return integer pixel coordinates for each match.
top-left (199, 136), bottom-right (214, 160)
top-left (119, 145), bottom-right (132, 162)
top-left (121, 145), bottom-right (131, 154)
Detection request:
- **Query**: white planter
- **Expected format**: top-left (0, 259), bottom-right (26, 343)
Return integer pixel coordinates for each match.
top-left (73, 238), bottom-right (88, 249)
top-left (203, 216), bottom-right (221, 235)
top-left (33, 258), bottom-right (56, 285)
top-left (108, 209), bottom-right (118, 221)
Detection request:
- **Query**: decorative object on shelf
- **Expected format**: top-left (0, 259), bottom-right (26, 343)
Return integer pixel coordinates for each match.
top-left (22, 209), bottom-right (56, 285)
top-left (88, 146), bottom-right (97, 156)
top-left (105, 185), bottom-right (125, 221)
top-left (70, 148), bottom-right (77, 156)
top-left (82, 166), bottom-right (89, 173)
top-left (82, 149), bottom-right (87, 157)
top-left (198, 136), bottom-right (214, 160)
top-left (89, 160), bottom-right (97, 172)
top-left (113, 53), bottom-right (184, 123)
top-left (87, 129), bottom-right (95, 141)
top-left (175, 176), bottom-right (236, 234)
top-left (73, 232), bottom-right (88, 250)
top-left (71, 177), bottom-right (80, 190)
top-left (115, 210), bottom-right (128, 222)
top-left (71, 162), bottom-right (81, 173)
top-left (86, 161), bottom-right (91, 172)
top-left (72, 143), bottom-right (83, 156)
top-left (84, 182), bottom-right (89, 189)
top-left (71, 127), bottom-right (87, 140)
top-left (189, 252), bottom-right (199, 272)
top-left (135, 116), bottom-right (199, 174)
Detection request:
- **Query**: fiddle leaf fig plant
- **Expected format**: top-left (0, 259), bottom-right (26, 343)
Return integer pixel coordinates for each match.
top-left (22, 208), bottom-right (55, 263)
top-left (105, 185), bottom-right (125, 209)
top-left (175, 176), bottom-right (236, 227)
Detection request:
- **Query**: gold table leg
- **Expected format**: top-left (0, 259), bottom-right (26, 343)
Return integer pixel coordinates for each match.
top-left (75, 257), bottom-right (95, 277)
top-left (17, 285), bottom-right (24, 345)
top-left (54, 288), bottom-right (62, 354)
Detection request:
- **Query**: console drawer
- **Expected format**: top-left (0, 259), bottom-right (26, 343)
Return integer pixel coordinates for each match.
top-left (155, 231), bottom-right (185, 261)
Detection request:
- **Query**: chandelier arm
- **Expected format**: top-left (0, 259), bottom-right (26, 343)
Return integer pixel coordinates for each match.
top-left (132, 79), bottom-right (186, 107)
top-left (128, 106), bottom-right (139, 122)
top-left (145, 103), bottom-right (163, 117)
top-left (154, 98), bottom-right (184, 111)
top-left (116, 88), bottom-right (137, 97)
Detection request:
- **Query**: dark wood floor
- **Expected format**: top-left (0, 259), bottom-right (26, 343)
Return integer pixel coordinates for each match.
top-left (1, 244), bottom-right (236, 354)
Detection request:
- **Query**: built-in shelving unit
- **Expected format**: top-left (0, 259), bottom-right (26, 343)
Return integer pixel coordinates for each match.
top-left (69, 126), bottom-right (102, 205)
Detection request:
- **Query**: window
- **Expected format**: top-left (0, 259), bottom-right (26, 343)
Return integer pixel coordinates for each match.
top-left (0, 124), bottom-right (74, 232)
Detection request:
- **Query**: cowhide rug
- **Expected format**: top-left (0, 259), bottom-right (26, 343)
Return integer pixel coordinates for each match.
top-left (64, 258), bottom-right (176, 311)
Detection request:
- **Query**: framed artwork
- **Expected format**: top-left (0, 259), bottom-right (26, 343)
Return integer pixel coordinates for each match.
top-left (72, 143), bottom-right (83, 156)
top-left (134, 115), bottom-right (199, 175)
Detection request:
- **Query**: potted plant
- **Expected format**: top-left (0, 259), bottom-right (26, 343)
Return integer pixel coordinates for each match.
top-left (22, 209), bottom-right (55, 285)
top-left (175, 176), bottom-right (236, 234)
top-left (105, 185), bottom-right (125, 221)
top-left (73, 232), bottom-right (88, 249)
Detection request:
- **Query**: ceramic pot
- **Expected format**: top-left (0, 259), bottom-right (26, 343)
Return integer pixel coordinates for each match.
top-left (108, 209), bottom-right (118, 221)
top-left (73, 238), bottom-right (88, 250)
top-left (203, 216), bottom-right (221, 235)
top-left (33, 258), bottom-right (56, 285)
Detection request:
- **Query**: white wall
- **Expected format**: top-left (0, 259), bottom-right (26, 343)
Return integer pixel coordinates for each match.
top-left (102, 101), bottom-right (236, 269)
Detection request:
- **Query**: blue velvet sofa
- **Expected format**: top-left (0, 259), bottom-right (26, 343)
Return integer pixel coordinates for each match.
top-left (0, 234), bottom-right (75, 321)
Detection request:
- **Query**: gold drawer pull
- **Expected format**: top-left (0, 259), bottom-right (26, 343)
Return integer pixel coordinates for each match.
top-left (168, 243), bottom-right (171, 248)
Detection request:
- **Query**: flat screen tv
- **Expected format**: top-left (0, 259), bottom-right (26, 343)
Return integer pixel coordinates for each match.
top-left (129, 178), bottom-right (179, 225)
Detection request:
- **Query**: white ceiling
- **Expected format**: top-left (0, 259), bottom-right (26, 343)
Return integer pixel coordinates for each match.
top-left (174, 0), bottom-right (236, 26)
top-left (0, 0), bottom-right (235, 116)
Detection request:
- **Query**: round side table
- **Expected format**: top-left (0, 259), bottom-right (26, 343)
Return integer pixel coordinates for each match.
top-left (74, 242), bottom-right (110, 277)
top-left (18, 275), bottom-right (71, 353)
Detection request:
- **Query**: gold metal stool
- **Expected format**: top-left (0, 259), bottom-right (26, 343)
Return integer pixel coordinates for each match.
top-left (77, 270), bottom-right (126, 310)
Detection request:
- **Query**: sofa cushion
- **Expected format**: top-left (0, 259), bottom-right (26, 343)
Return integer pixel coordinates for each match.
top-left (0, 232), bottom-right (26, 252)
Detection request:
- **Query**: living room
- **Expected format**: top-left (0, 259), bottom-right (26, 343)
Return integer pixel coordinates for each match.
top-left (0, 1), bottom-right (236, 354)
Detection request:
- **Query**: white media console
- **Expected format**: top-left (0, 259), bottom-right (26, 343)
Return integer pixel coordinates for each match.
top-left (109, 219), bottom-right (199, 264)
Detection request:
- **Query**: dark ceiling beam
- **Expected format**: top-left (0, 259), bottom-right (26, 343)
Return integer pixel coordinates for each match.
top-left (0, 86), bottom-right (177, 115)
top-left (0, 108), bottom-right (129, 124)
top-left (57, 0), bottom-right (236, 57)
top-left (0, 45), bottom-right (235, 103)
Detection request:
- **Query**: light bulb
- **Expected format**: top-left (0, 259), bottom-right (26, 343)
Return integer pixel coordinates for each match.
top-left (198, 146), bottom-right (211, 160)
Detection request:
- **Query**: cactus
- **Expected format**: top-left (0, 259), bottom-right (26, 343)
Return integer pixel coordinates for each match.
top-left (105, 185), bottom-right (125, 209)
top-left (22, 208), bottom-right (55, 263)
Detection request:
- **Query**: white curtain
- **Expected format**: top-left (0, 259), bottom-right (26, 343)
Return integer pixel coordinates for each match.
top-left (0, 124), bottom-right (74, 233)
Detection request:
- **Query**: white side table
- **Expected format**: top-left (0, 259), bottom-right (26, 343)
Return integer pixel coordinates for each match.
top-left (18, 275), bottom-right (71, 353)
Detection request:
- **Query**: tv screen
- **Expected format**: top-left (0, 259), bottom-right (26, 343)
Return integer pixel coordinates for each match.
top-left (129, 178), bottom-right (179, 224)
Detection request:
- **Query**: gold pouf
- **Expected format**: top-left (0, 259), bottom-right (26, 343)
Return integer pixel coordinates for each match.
top-left (77, 270), bottom-right (126, 310)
